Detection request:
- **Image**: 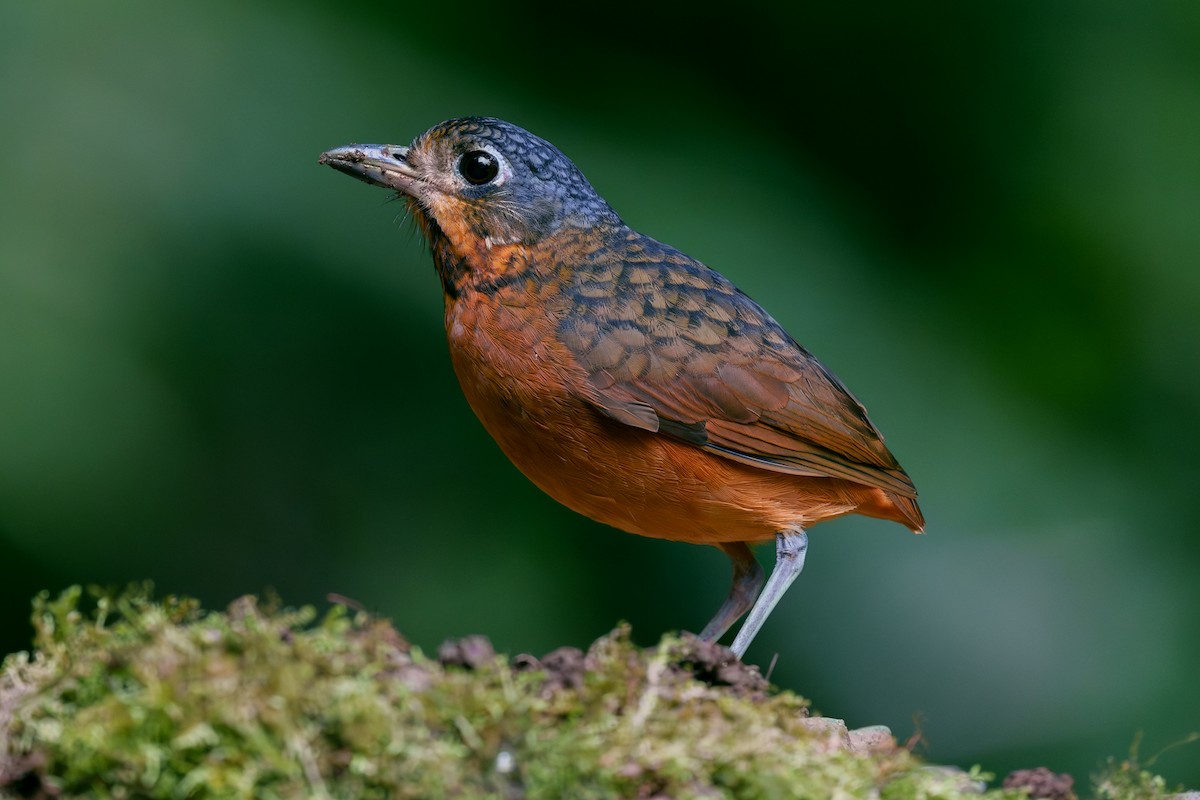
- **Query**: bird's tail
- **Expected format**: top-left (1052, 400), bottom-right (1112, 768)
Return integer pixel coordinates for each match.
top-left (890, 494), bottom-right (926, 534)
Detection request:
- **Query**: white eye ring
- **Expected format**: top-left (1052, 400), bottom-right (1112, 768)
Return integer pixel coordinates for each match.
top-left (456, 145), bottom-right (509, 187)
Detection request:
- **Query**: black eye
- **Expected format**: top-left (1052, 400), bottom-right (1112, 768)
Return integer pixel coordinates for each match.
top-left (458, 150), bottom-right (500, 185)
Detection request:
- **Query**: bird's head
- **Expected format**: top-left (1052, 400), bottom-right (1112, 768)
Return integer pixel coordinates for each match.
top-left (320, 117), bottom-right (620, 256)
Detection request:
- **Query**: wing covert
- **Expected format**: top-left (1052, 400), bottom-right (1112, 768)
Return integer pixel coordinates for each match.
top-left (561, 230), bottom-right (917, 499)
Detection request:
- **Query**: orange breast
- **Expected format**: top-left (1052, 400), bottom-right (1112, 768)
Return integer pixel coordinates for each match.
top-left (443, 284), bottom-right (903, 545)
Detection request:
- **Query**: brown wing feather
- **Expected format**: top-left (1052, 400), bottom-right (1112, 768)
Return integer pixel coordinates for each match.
top-left (560, 229), bottom-right (918, 501)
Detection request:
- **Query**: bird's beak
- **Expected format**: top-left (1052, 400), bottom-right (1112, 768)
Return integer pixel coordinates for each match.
top-left (318, 144), bottom-right (418, 194)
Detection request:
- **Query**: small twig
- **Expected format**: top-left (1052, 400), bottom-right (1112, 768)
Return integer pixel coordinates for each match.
top-left (325, 593), bottom-right (366, 613)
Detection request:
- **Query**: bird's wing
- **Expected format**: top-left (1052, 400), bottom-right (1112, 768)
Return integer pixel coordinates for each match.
top-left (559, 232), bottom-right (917, 499)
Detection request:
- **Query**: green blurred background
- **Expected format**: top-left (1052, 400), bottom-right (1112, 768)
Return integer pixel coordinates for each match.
top-left (2, 0), bottom-right (1198, 788)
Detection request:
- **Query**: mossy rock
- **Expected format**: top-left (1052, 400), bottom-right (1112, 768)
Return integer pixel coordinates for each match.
top-left (0, 587), bottom-right (1185, 799)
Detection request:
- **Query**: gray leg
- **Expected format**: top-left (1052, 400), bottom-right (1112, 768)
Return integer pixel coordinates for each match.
top-left (698, 542), bottom-right (765, 643)
top-left (729, 528), bottom-right (808, 659)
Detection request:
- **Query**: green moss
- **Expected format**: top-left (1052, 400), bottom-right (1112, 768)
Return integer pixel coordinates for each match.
top-left (0, 587), bottom-right (1180, 799)
top-left (1091, 759), bottom-right (1170, 800)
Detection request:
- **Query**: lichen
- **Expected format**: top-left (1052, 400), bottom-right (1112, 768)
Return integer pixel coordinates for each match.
top-left (0, 587), bottom-right (1180, 799)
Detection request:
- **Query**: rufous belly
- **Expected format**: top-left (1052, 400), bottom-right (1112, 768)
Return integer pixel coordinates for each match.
top-left (444, 290), bottom-right (896, 545)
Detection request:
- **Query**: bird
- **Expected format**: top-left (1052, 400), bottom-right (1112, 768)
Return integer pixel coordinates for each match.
top-left (319, 117), bottom-right (923, 658)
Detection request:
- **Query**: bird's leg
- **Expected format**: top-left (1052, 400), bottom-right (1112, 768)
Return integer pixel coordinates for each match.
top-left (698, 542), bottom-right (765, 643)
top-left (728, 528), bottom-right (808, 659)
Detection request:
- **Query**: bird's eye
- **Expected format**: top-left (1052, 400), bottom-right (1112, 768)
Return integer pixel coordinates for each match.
top-left (458, 150), bottom-right (500, 185)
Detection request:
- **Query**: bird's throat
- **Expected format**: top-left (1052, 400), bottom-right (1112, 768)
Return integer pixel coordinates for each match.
top-left (415, 214), bottom-right (532, 300)
top-left (408, 192), bottom-right (551, 300)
